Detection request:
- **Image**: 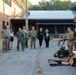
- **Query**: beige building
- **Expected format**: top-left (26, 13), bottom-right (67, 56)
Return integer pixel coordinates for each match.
top-left (0, 0), bottom-right (25, 37)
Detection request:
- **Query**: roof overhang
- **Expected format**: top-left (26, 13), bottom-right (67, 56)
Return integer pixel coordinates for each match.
top-left (36, 23), bottom-right (74, 25)
top-left (11, 10), bottom-right (76, 20)
top-left (12, 0), bottom-right (25, 10)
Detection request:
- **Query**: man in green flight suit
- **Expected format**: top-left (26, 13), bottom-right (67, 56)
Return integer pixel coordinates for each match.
top-left (16, 28), bottom-right (24, 51)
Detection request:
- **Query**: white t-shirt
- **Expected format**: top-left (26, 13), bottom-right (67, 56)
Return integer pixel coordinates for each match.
top-left (10, 32), bottom-right (14, 37)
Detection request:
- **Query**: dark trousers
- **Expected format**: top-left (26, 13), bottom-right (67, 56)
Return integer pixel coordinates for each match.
top-left (26, 38), bottom-right (28, 48)
top-left (17, 40), bottom-right (24, 51)
top-left (45, 40), bottom-right (49, 48)
top-left (39, 39), bottom-right (43, 46)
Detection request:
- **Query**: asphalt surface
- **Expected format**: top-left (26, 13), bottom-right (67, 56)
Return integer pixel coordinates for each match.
top-left (0, 38), bottom-right (76, 75)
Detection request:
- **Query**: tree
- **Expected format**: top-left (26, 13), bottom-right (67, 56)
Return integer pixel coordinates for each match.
top-left (31, 5), bottom-right (41, 10)
top-left (30, 0), bottom-right (73, 10)
top-left (20, 0), bottom-right (33, 9)
top-left (71, 2), bottom-right (76, 10)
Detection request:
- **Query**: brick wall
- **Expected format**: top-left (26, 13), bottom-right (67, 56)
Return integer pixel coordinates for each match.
top-left (0, 12), bottom-right (10, 37)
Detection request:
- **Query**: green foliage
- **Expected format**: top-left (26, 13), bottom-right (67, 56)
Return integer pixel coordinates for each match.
top-left (30, 0), bottom-right (73, 10)
top-left (20, 0), bottom-right (33, 9)
top-left (20, 0), bottom-right (75, 10)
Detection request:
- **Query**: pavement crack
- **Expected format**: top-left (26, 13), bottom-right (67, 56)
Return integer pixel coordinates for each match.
top-left (33, 49), bottom-right (45, 75)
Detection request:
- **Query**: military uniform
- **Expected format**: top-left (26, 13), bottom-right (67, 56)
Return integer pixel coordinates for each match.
top-left (74, 30), bottom-right (76, 50)
top-left (6, 29), bottom-right (10, 50)
top-left (68, 54), bottom-right (76, 66)
top-left (23, 31), bottom-right (27, 49)
top-left (1, 29), bottom-right (9, 52)
top-left (66, 31), bottom-right (74, 55)
top-left (30, 30), bottom-right (37, 49)
top-left (16, 31), bottom-right (24, 51)
top-left (26, 30), bottom-right (29, 48)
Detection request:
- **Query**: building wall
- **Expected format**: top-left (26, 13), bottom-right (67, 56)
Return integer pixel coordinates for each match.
top-left (11, 19), bottom-right (74, 35)
top-left (0, 0), bottom-right (23, 37)
top-left (0, 0), bottom-right (23, 16)
top-left (0, 12), bottom-right (10, 37)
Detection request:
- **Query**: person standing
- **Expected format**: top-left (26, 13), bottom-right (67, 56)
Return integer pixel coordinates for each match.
top-left (30, 26), bottom-right (37, 49)
top-left (1, 26), bottom-right (9, 53)
top-left (44, 29), bottom-right (50, 48)
top-left (74, 28), bottom-right (76, 50)
top-left (9, 29), bottom-right (14, 50)
top-left (38, 28), bottom-right (44, 47)
top-left (23, 26), bottom-right (27, 33)
top-left (66, 27), bottom-right (74, 55)
top-left (6, 25), bottom-right (10, 50)
top-left (26, 28), bottom-right (29, 48)
top-left (16, 28), bottom-right (24, 51)
top-left (23, 26), bottom-right (27, 49)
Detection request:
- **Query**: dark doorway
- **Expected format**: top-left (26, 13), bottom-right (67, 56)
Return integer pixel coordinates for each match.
top-left (57, 25), bottom-right (65, 34)
top-left (2, 21), bottom-right (5, 29)
top-left (38, 25), bottom-right (55, 34)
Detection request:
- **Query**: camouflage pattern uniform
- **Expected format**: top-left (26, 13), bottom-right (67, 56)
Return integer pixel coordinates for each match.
top-left (6, 29), bottom-right (10, 50)
top-left (66, 31), bottom-right (74, 55)
top-left (68, 54), bottom-right (76, 66)
top-left (30, 30), bottom-right (37, 49)
top-left (16, 30), bottom-right (24, 51)
top-left (1, 29), bottom-right (9, 52)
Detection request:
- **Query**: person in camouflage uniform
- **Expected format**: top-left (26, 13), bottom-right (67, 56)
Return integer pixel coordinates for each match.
top-left (1, 26), bottom-right (9, 53)
top-left (6, 25), bottom-right (10, 50)
top-left (30, 26), bottom-right (37, 49)
top-left (16, 28), bottom-right (24, 51)
top-left (66, 27), bottom-right (74, 55)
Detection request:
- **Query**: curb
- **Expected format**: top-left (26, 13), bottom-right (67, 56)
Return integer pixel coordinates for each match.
top-left (52, 38), bottom-right (62, 40)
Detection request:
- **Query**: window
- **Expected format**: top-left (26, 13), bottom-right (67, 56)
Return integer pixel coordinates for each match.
top-left (3, 0), bottom-right (11, 6)
top-left (7, 22), bottom-right (8, 25)
top-left (2, 21), bottom-right (5, 29)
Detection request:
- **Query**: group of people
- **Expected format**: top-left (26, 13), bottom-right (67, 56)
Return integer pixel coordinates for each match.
top-left (1, 25), bottom-right (51, 53)
top-left (16, 26), bottom-right (50, 51)
top-left (1, 25), bottom-right (75, 56)
top-left (38, 28), bottom-right (50, 48)
top-left (1, 25), bottom-right (76, 67)
top-left (16, 26), bottom-right (29, 51)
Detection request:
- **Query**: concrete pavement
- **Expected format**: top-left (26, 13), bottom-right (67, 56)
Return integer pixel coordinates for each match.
top-left (0, 38), bottom-right (76, 75)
